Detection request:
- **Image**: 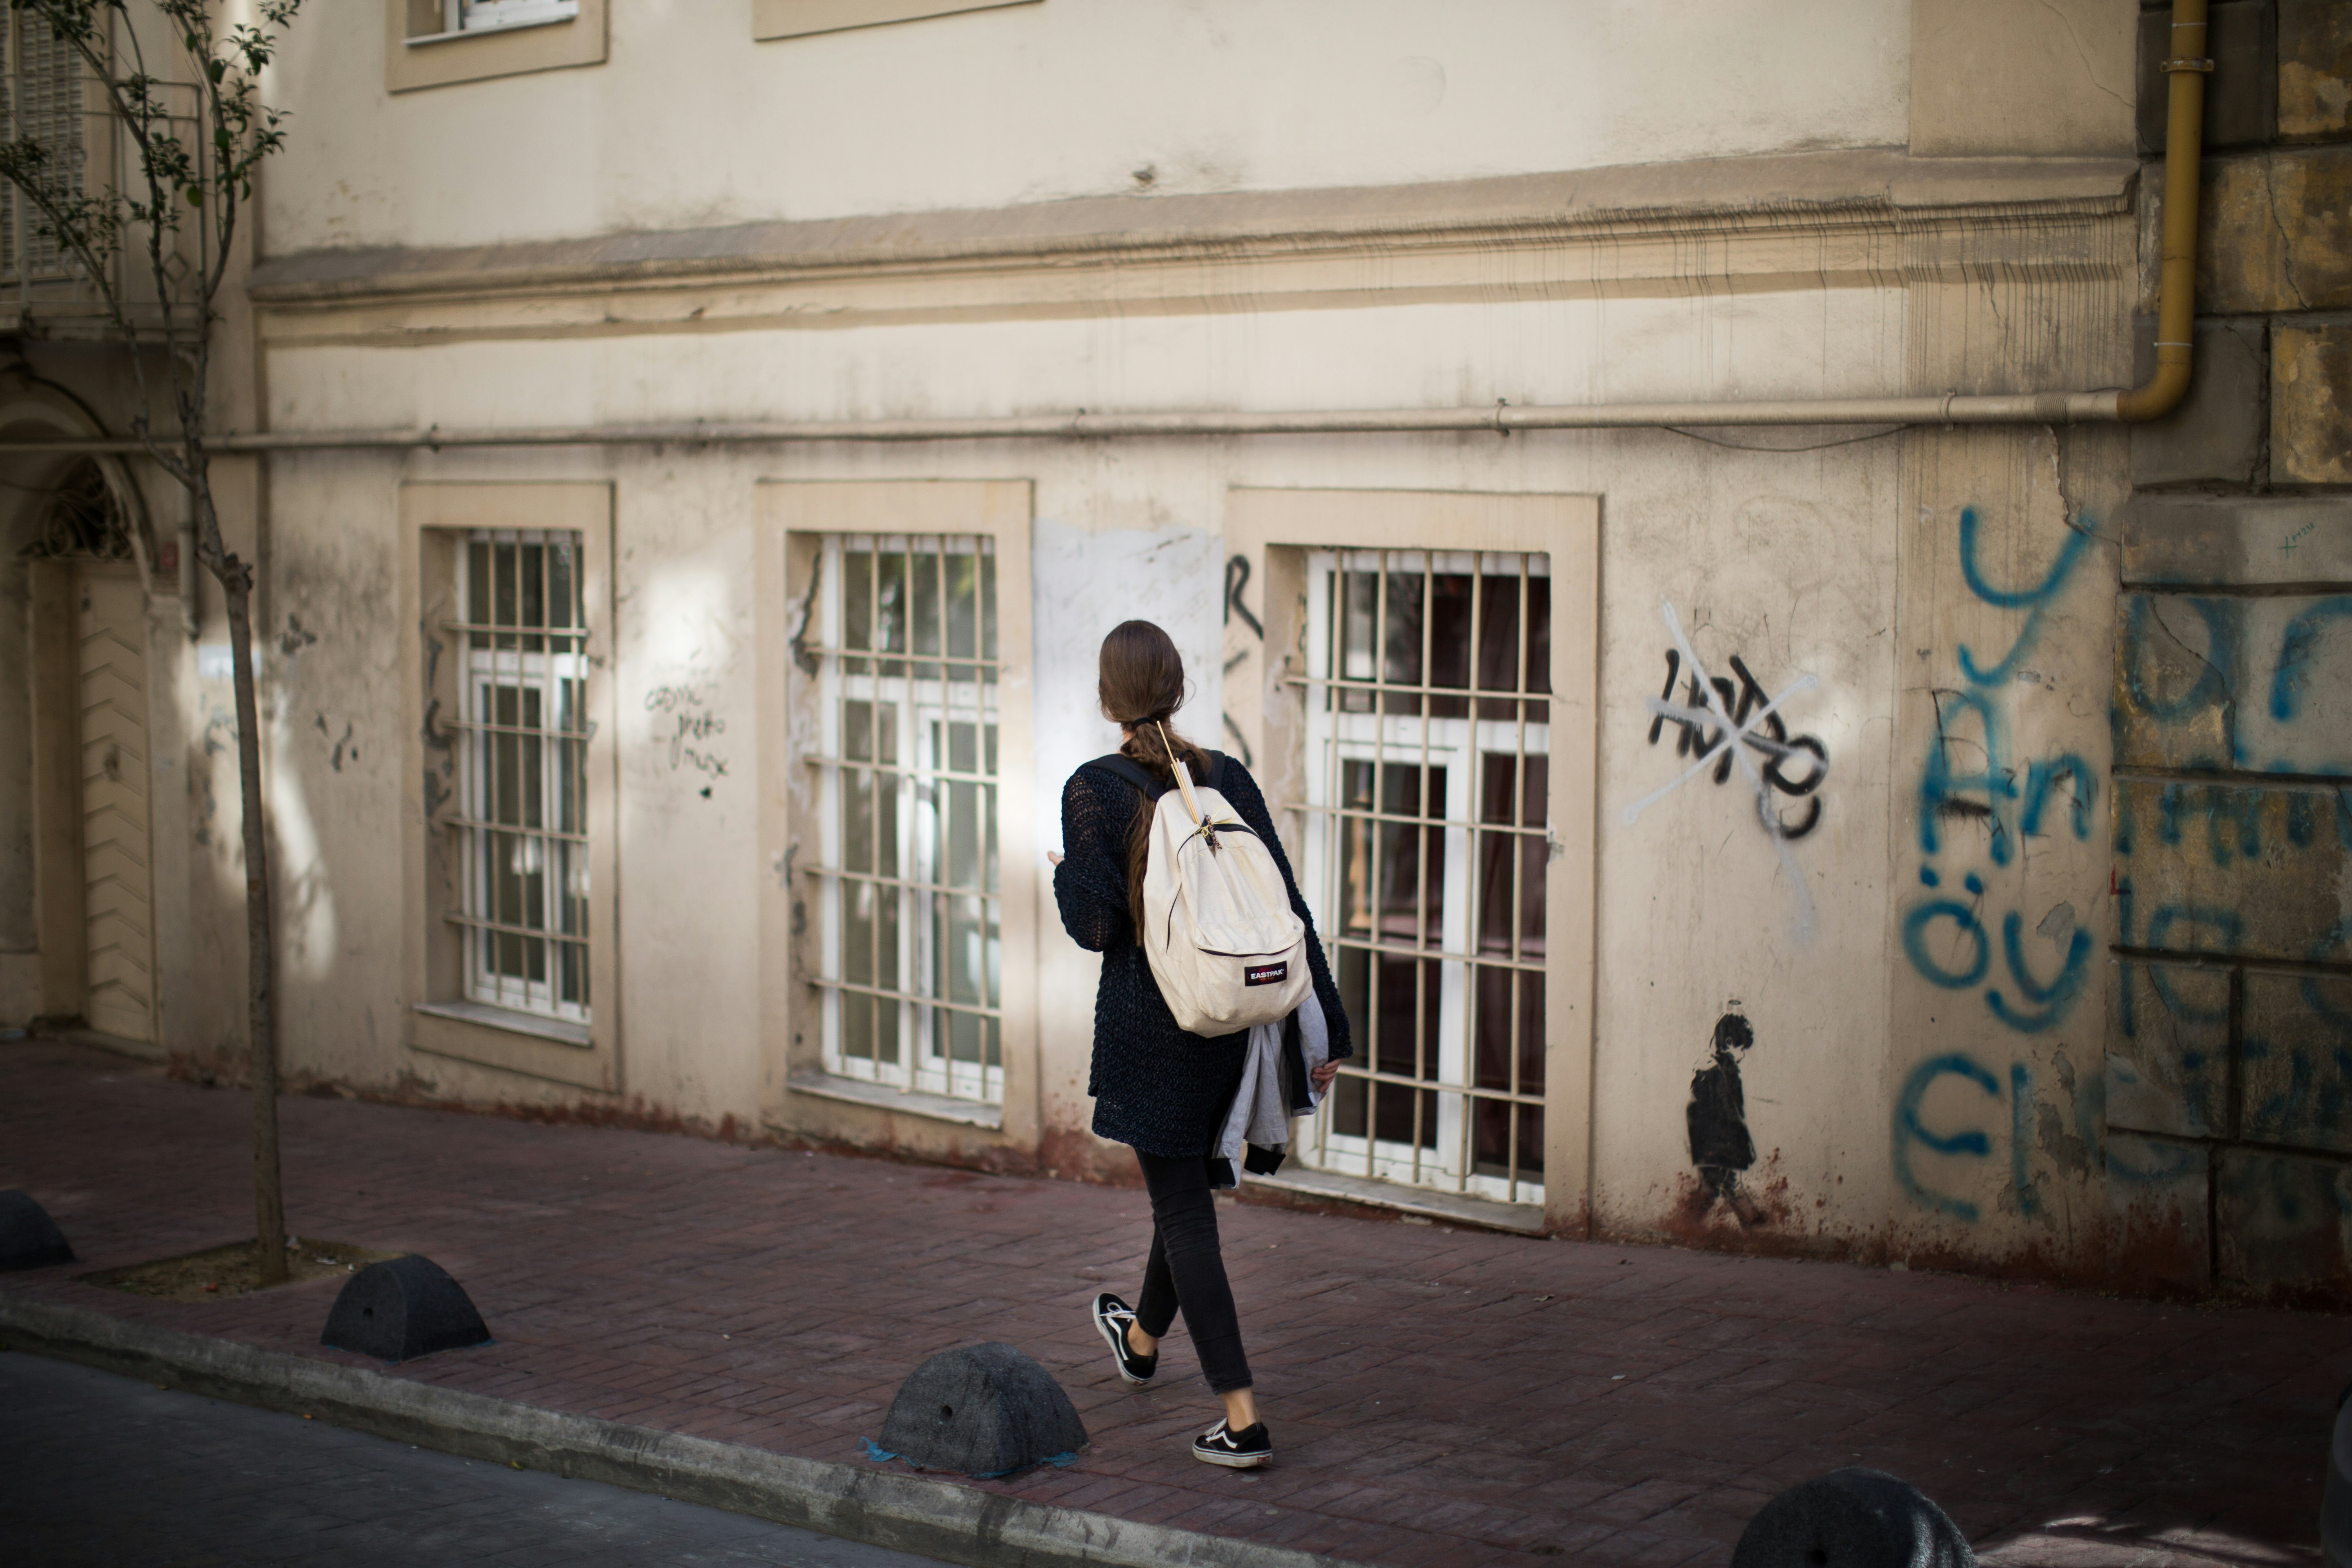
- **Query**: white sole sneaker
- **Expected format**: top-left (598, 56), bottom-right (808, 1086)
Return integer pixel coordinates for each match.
top-left (1091, 1292), bottom-right (1157, 1385)
top-left (1192, 1419), bottom-right (1273, 1468)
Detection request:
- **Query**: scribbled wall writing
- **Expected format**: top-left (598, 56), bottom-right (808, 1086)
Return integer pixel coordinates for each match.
top-left (1646, 650), bottom-right (1827, 838)
top-left (1626, 601), bottom-right (1825, 940)
top-left (647, 680), bottom-right (729, 795)
top-left (1899, 507), bottom-right (2096, 1043)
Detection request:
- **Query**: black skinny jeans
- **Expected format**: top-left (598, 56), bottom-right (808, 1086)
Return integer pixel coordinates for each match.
top-left (1132, 1150), bottom-right (1252, 1394)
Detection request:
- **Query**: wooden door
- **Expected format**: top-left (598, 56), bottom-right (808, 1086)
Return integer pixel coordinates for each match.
top-left (75, 565), bottom-right (154, 1042)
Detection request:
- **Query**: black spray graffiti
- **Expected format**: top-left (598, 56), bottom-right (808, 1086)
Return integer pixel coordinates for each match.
top-left (313, 713), bottom-right (357, 772)
top-left (1646, 648), bottom-right (1828, 838)
top-left (1626, 602), bottom-right (1826, 939)
top-left (1686, 1011), bottom-right (1764, 1226)
top-left (1221, 552), bottom-right (1260, 768)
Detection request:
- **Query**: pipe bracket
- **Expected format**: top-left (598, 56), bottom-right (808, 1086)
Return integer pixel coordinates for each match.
top-left (2159, 56), bottom-right (2215, 71)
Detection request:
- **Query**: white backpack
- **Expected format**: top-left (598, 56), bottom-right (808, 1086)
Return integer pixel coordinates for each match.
top-left (1099, 733), bottom-right (1312, 1036)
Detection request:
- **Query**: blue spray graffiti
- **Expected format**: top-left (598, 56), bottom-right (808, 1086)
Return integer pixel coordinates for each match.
top-left (1893, 1054), bottom-right (2002, 1221)
top-left (2010, 1062), bottom-right (2041, 1217)
top-left (1893, 1051), bottom-right (2101, 1221)
top-left (2270, 596), bottom-right (2352, 724)
top-left (1902, 506), bottom-right (2097, 1044)
top-left (1988, 913), bottom-right (2092, 1033)
top-left (1955, 506), bottom-right (2094, 686)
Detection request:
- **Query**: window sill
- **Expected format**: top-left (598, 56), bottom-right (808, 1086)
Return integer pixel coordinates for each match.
top-left (785, 1070), bottom-right (1003, 1131)
top-left (407, 15), bottom-right (574, 46)
top-left (1250, 1166), bottom-right (1549, 1236)
top-left (415, 998), bottom-right (590, 1049)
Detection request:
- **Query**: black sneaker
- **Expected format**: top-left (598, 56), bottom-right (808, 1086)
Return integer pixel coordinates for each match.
top-left (1192, 1419), bottom-right (1273, 1468)
top-left (1091, 1292), bottom-right (1156, 1384)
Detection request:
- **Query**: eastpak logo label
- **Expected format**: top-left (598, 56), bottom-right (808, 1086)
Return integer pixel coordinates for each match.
top-left (1243, 962), bottom-right (1288, 987)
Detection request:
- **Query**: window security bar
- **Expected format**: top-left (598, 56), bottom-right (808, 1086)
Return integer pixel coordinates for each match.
top-left (438, 813), bottom-right (588, 846)
top-left (802, 755), bottom-right (999, 789)
top-left (439, 618), bottom-right (591, 644)
top-left (439, 716), bottom-right (592, 742)
top-left (808, 975), bottom-right (1004, 1020)
top-left (1323, 935), bottom-right (1550, 978)
top-left (800, 863), bottom-right (1001, 902)
top-left (1280, 798), bottom-right (1552, 840)
top-left (794, 645), bottom-right (1002, 668)
top-left (1339, 1063), bottom-right (1546, 1105)
top-left (444, 910), bottom-right (594, 948)
top-left (1283, 673), bottom-right (1554, 701)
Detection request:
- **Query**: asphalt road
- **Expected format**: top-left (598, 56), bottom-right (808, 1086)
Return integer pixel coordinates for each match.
top-left (0, 1351), bottom-right (955, 1567)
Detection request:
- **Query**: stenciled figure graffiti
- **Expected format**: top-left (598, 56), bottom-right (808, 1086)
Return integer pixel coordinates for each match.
top-left (1686, 1011), bottom-right (1765, 1227)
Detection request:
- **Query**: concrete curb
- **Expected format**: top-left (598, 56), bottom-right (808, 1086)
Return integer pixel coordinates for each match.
top-left (0, 1294), bottom-right (1363, 1568)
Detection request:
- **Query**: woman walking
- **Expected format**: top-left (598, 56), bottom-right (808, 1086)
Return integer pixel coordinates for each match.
top-left (1052, 620), bottom-right (1352, 1468)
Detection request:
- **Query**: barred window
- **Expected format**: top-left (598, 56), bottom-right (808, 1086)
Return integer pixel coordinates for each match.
top-left (807, 533), bottom-right (1002, 1105)
top-left (1298, 550), bottom-right (1550, 1206)
top-left (0, 16), bottom-right (86, 283)
top-left (451, 530), bottom-right (590, 1023)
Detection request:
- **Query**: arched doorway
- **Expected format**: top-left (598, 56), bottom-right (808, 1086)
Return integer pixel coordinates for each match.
top-left (9, 456), bottom-right (158, 1043)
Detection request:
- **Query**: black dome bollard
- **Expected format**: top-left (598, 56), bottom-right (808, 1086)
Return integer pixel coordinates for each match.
top-left (877, 1342), bottom-right (1087, 1477)
top-left (320, 1255), bottom-right (490, 1362)
top-left (1733, 1467), bottom-right (1975, 1568)
top-left (0, 1189), bottom-right (74, 1272)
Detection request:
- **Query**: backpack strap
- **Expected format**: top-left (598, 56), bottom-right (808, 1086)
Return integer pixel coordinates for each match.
top-left (1090, 749), bottom-right (1231, 800)
top-left (1089, 753), bottom-right (1167, 800)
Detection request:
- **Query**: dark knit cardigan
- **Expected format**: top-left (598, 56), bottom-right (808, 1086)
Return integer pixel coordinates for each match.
top-left (1053, 754), bottom-right (1353, 1159)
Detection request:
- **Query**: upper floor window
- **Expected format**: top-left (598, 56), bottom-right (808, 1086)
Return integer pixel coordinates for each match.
top-left (388, 0), bottom-right (605, 94)
top-left (416, 0), bottom-right (579, 40)
top-left (0, 15), bottom-right (87, 284)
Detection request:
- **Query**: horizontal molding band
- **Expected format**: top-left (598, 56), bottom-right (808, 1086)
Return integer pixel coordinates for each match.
top-left (250, 149), bottom-right (2138, 307)
top-left (0, 391), bottom-right (2132, 455)
top-left (240, 150), bottom-right (2137, 349)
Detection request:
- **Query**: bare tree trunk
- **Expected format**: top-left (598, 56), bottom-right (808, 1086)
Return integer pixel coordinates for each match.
top-left (213, 480), bottom-right (285, 1286)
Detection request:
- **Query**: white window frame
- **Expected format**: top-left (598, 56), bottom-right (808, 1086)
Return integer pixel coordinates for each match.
top-left (811, 532), bottom-right (1004, 1105)
top-left (1301, 549), bottom-right (1551, 1207)
top-left (452, 528), bottom-right (591, 1026)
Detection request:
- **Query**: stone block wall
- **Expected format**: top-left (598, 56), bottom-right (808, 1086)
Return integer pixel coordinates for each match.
top-left (2114, 2), bottom-right (2352, 1303)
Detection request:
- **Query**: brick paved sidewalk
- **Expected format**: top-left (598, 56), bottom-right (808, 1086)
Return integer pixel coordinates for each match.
top-left (2, 1041), bottom-right (2339, 1568)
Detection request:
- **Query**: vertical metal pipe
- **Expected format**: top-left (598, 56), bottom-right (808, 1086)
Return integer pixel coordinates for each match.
top-left (2118, 0), bottom-right (2210, 422)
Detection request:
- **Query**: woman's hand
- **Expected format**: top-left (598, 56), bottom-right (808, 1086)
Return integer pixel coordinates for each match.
top-left (1047, 850), bottom-right (1063, 866)
top-left (1310, 1060), bottom-right (1342, 1092)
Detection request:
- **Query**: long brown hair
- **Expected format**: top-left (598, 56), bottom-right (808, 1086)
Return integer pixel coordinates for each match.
top-left (1098, 620), bottom-right (1214, 932)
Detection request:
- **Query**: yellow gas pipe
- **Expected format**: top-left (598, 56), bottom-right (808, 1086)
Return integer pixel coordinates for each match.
top-left (2118, 0), bottom-right (2212, 422)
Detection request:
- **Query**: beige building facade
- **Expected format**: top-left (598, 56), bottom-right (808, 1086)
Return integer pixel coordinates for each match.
top-left (4, 0), bottom-right (2349, 1301)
